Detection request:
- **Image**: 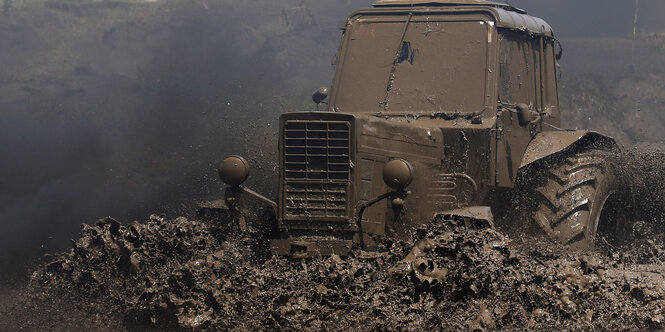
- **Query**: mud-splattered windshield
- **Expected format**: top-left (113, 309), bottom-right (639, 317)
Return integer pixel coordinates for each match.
top-left (331, 16), bottom-right (492, 115)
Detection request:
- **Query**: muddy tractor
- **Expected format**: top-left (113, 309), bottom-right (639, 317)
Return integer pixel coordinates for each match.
top-left (212, 0), bottom-right (625, 256)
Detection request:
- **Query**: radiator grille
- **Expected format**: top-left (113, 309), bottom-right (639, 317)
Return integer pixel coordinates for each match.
top-left (283, 120), bottom-right (351, 218)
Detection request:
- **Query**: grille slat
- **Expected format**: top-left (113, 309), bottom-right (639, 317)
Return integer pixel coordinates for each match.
top-left (283, 120), bottom-right (351, 219)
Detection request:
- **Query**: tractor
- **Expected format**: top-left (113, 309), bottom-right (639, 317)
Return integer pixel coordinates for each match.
top-left (212, 0), bottom-right (626, 256)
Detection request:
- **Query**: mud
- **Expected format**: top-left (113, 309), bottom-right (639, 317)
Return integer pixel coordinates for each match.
top-left (5, 150), bottom-right (665, 332)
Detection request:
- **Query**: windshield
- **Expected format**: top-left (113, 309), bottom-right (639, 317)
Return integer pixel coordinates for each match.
top-left (331, 15), bottom-right (493, 115)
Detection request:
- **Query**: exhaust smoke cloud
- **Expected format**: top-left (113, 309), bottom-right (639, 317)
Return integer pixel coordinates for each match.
top-left (0, 0), bottom-right (373, 280)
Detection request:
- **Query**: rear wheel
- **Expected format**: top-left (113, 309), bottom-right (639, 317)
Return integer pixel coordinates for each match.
top-left (529, 150), bottom-right (620, 249)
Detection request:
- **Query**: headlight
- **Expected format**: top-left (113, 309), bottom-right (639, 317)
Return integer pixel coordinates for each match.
top-left (218, 155), bottom-right (250, 186)
top-left (382, 159), bottom-right (413, 190)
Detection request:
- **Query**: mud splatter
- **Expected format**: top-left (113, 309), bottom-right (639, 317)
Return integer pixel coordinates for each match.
top-left (4, 197), bottom-right (665, 330)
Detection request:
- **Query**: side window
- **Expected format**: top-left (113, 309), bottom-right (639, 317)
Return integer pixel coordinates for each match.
top-left (498, 32), bottom-right (533, 106)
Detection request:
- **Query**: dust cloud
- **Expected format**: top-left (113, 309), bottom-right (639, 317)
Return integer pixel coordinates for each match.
top-left (0, 0), bottom-right (373, 280)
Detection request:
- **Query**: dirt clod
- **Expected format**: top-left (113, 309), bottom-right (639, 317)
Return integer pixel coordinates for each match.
top-left (1, 208), bottom-right (663, 330)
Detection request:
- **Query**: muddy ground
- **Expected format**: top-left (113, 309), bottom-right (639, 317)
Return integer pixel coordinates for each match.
top-left (1, 145), bottom-right (665, 331)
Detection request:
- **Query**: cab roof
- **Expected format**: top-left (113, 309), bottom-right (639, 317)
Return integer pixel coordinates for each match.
top-left (370, 0), bottom-right (553, 37)
top-left (373, 0), bottom-right (522, 11)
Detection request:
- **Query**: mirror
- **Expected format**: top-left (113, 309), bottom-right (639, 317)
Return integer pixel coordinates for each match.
top-left (312, 87), bottom-right (329, 105)
top-left (517, 103), bottom-right (533, 126)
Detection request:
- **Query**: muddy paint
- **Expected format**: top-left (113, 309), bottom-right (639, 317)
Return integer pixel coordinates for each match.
top-left (269, 0), bottom-right (616, 254)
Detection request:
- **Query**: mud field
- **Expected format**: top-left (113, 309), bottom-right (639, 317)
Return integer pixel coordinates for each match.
top-left (5, 149), bottom-right (665, 331)
top-left (2, 146), bottom-right (665, 330)
top-left (3, 1), bottom-right (665, 331)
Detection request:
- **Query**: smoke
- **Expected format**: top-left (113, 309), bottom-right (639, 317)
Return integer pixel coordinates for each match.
top-left (507, 0), bottom-right (665, 37)
top-left (0, 0), bottom-right (373, 280)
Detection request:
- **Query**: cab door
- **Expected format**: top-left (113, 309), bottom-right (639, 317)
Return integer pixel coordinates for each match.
top-left (495, 31), bottom-right (540, 187)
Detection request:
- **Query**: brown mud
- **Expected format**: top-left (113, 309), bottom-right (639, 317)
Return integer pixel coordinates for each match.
top-left (4, 144), bottom-right (665, 331)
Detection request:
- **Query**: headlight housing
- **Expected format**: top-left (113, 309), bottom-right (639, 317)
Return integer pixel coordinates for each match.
top-left (218, 155), bottom-right (250, 186)
top-left (382, 159), bottom-right (413, 190)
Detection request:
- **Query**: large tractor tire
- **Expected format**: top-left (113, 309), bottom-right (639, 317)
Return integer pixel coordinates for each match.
top-left (530, 150), bottom-right (620, 249)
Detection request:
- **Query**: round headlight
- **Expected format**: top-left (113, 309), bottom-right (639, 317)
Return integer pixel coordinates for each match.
top-left (218, 155), bottom-right (250, 186)
top-left (382, 159), bottom-right (413, 190)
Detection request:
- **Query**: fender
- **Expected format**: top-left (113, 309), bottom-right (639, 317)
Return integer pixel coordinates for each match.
top-left (519, 130), bottom-right (618, 169)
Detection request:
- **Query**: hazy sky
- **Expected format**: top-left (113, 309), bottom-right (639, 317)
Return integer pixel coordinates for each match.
top-left (506, 0), bottom-right (665, 37)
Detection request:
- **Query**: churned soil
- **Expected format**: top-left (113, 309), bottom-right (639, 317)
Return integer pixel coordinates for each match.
top-left (3, 210), bottom-right (665, 330)
top-left (2, 146), bottom-right (665, 331)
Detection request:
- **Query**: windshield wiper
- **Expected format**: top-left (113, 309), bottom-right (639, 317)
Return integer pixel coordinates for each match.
top-left (380, 12), bottom-right (413, 111)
